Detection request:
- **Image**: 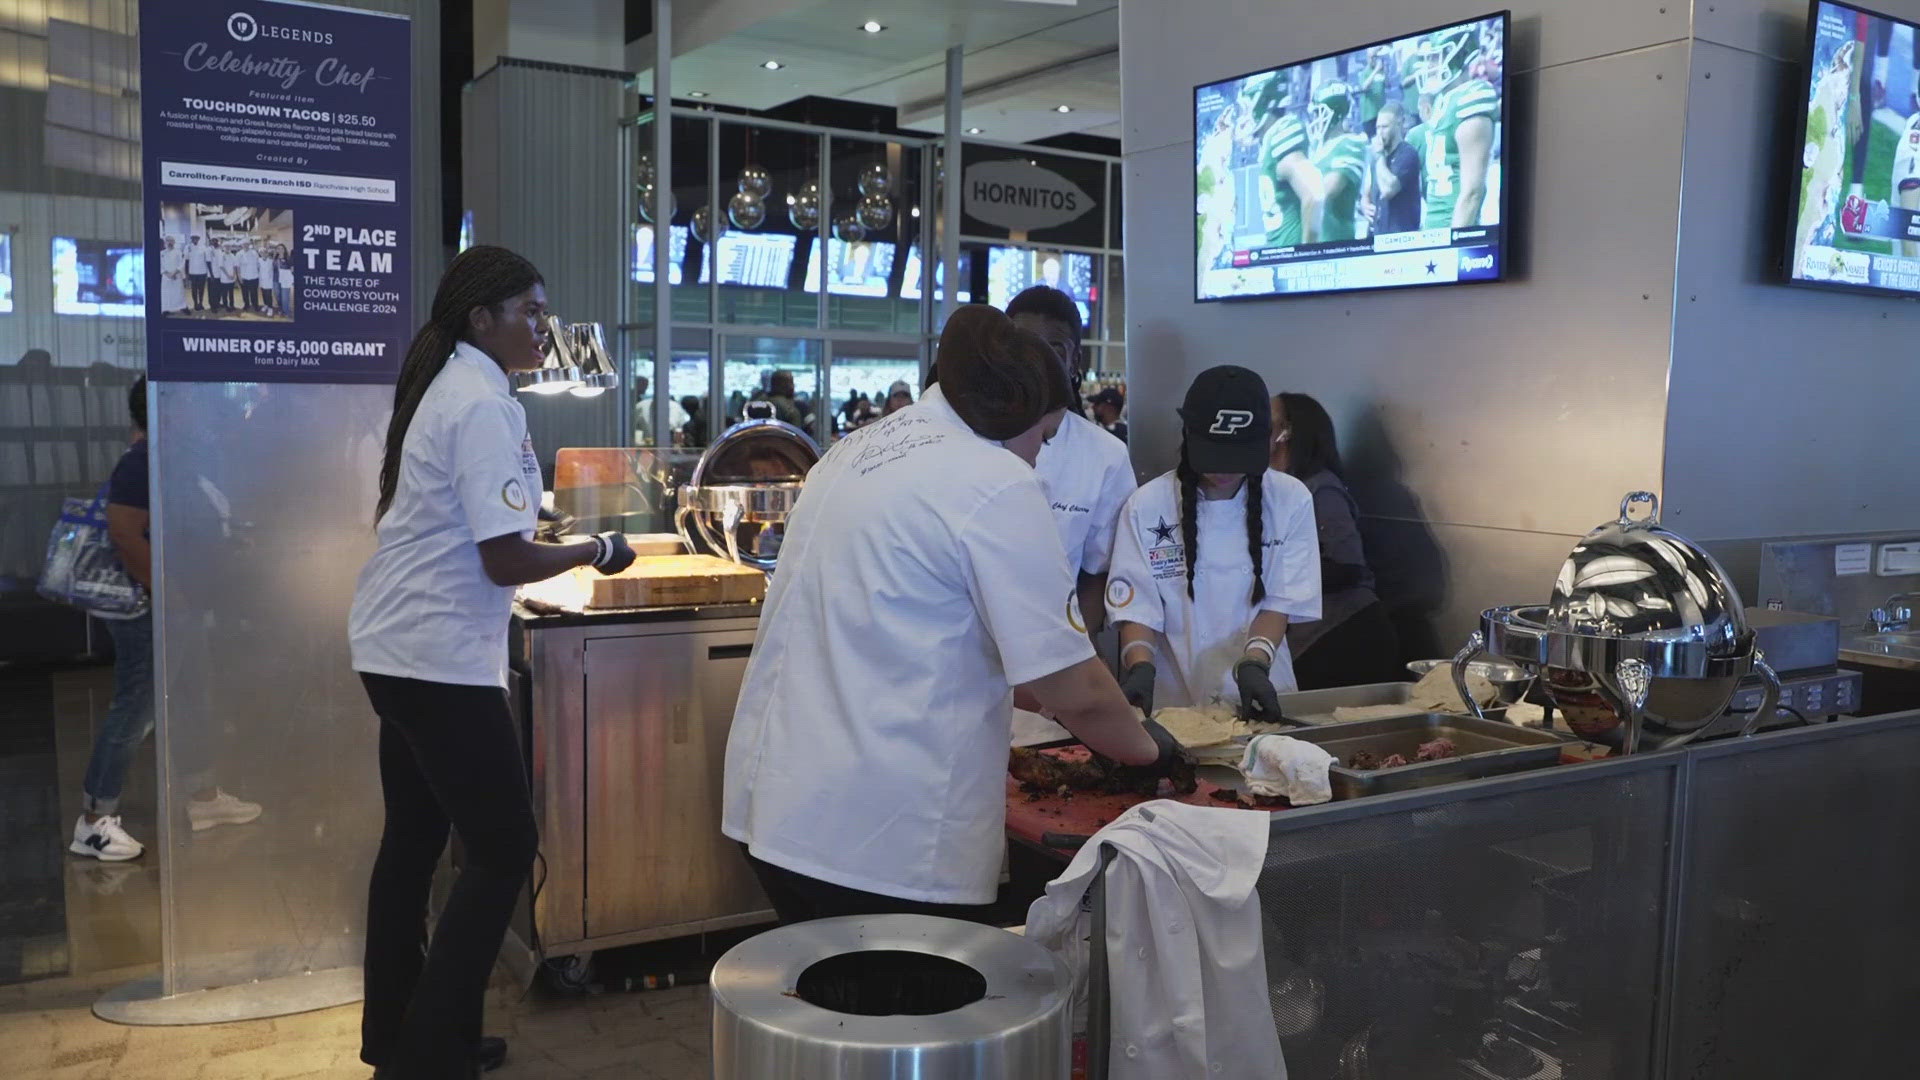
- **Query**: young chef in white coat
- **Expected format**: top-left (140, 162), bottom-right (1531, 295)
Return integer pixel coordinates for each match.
top-left (1005, 285), bottom-right (1136, 633)
top-left (348, 246), bottom-right (634, 1079)
top-left (1106, 365), bottom-right (1321, 722)
top-left (723, 305), bottom-right (1181, 924)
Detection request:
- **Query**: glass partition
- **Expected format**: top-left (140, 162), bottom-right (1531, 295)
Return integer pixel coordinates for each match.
top-left (826, 339), bottom-right (920, 441)
top-left (716, 121), bottom-right (817, 329)
top-left (625, 328), bottom-right (711, 448)
top-left (720, 336), bottom-right (821, 439)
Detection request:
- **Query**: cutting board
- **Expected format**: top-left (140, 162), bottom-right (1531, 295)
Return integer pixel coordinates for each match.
top-left (587, 553), bottom-right (766, 609)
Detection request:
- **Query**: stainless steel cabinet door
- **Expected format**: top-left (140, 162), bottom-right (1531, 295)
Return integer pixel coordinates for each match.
top-left (583, 628), bottom-right (767, 939)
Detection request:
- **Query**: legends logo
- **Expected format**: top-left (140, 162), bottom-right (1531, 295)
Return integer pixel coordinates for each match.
top-left (227, 9), bottom-right (336, 45)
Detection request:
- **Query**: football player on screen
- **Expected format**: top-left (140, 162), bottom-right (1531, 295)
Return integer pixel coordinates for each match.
top-left (1414, 23), bottom-right (1500, 231)
top-left (1894, 111), bottom-right (1920, 258)
top-left (1307, 81), bottom-right (1369, 242)
top-left (1259, 97), bottom-right (1325, 248)
top-left (1797, 40), bottom-right (1859, 271)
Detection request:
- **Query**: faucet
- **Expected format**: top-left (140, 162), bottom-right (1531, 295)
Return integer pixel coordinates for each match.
top-left (1865, 594), bottom-right (1920, 633)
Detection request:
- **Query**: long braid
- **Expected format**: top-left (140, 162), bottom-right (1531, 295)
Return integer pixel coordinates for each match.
top-left (1244, 470), bottom-right (1266, 605)
top-left (1177, 442), bottom-right (1201, 601)
top-left (375, 246), bottom-right (544, 521)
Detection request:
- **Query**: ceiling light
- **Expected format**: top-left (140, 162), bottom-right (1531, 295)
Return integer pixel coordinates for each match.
top-left (1054, 105), bottom-right (1072, 114)
top-left (861, 20), bottom-right (884, 33)
top-left (761, 60), bottom-right (784, 71)
top-left (966, 126), bottom-right (983, 135)
top-left (910, 206), bottom-right (921, 218)
top-left (687, 90), bottom-right (709, 98)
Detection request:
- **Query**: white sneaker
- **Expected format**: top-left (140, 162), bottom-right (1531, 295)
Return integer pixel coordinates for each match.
top-left (70, 814), bottom-right (143, 861)
top-left (189, 790), bottom-right (262, 832)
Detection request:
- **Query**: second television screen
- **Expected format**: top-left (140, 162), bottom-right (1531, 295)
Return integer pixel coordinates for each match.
top-left (1195, 11), bottom-right (1508, 300)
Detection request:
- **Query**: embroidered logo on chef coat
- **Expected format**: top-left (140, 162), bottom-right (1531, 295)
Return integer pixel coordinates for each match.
top-left (501, 477), bottom-right (528, 512)
top-left (1107, 578), bottom-right (1135, 609)
top-left (1149, 517), bottom-right (1178, 546)
top-left (519, 435), bottom-right (540, 480)
top-left (1066, 592), bottom-right (1087, 634)
top-left (1148, 544), bottom-right (1185, 581)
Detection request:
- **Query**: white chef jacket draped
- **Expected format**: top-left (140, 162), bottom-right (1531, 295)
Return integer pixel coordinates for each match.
top-left (1105, 470), bottom-right (1321, 707)
top-left (723, 383), bottom-right (1095, 904)
top-left (1026, 800), bottom-right (1284, 1080)
top-left (160, 246), bottom-right (187, 312)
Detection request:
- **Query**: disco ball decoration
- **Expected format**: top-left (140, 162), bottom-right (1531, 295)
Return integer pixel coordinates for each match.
top-left (692, 204), bottom-right (725, 245)
top-left (635, 181), bottom-right (675, 224)
top-left (833, 212), bottom-right (866, 243)
top-left (636, 154), bottom-right (656, 186)
top-left (788, 180), bottom-right (822, 231)
top-left (738, 164), bottom-right (771, 197)
top-left (857, 161), bottom-right (891, 197)
top-left (728, 189), bottom-right (766, 231)
top-left (856, 192), bottom-right (893, 232)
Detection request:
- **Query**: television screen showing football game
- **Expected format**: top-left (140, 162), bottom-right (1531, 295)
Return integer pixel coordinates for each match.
top-left (1194, 12), bottom-right (1509, 301)
top-left (1788, 1), bottom-right (1920, 295)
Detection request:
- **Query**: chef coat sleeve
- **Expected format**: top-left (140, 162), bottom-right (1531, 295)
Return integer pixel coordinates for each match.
top-left (1078, 447), bottom-right (1137, 577)
top-left (957, 478), bottom-right (1097, 685)
top-left (451, 398), bottom-right (539, 543)
top-left (1103, 491), bottom-right (1165, 633)
top-left (1260, 473), bottom-right (1323, 622)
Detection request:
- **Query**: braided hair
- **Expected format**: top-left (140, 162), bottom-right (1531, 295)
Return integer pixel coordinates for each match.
top-left (375, 245), bottom-right (544, 521)
top-left (1175, 441), bottom-right (1267, 605)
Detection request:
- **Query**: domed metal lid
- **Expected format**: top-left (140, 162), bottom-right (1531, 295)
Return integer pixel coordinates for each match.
top-left (1548, 492), bottom-right (1747, 656)
top-left (688, 417), bottom-right (819, 488)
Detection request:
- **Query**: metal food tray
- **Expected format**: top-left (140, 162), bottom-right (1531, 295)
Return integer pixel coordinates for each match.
top-left (1281, 713), bottom-right (1571, 800)
top-left (1274, 681), bottom-right (1504, 725)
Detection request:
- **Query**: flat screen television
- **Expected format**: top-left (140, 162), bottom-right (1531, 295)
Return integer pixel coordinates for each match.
top-left (0, 234), bottom-right (12, 314)
top-left (1194, 11), bottom-right (1510, 300)
top-left (899, 244), bottom-right (972, 302)
top-left (52, 237), bottom-right (144, 317)
top-left (1786, 0), bottom-right (1920, 295)
top-left (986, 246), bottom-right (1094, 326)
top-left (632, 224), bottom-right (689, 285)
top-left (802, 238), bottom-right (896, 298)
top-left (700, 232), bottom-right (797, 288)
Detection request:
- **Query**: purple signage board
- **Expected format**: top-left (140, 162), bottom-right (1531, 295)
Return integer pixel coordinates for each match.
top-left (141, 0), bottom-right (411, 383)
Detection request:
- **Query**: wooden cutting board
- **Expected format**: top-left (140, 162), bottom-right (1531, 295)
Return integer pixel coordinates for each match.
top-left (586, 553), bottom-right (766, 609)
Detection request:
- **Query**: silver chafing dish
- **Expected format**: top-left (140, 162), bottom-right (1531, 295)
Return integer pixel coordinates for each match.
top-left (1453, 491), bottom-right (1787, 754)
top-left (675, 413), bottom-right (819, 570)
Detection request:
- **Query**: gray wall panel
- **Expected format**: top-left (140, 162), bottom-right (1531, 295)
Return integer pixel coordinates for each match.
top-left (1122, 0), bottom-right (1692, 154)
top-left (1664, 38), bottom-right (1920, 544)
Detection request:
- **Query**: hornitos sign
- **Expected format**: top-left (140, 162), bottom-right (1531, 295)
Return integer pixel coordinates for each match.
top-left (963, 158), bottom-right (1093, 232)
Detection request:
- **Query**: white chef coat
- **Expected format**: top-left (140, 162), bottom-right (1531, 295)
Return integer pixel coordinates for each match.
top-left (216, 249), bottom-right (238, 283)
top-left (238, 248), bottom-right (260, 281)
top-left (1034, 410), bottom-right (1135, 578)
top-left (1026, 800), bottom-right (1284, 1080)
top-left (723, 382), bottom-right (1095, 905)
top-left (1105, 470), bottom-right (1320, 706)
top-left (186, 243), bottom-right (210, 276)
top-left (348, 342), bottom-right (542, 688)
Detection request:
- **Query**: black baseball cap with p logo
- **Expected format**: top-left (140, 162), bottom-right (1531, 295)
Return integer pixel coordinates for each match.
top-left (1178, 364), bottom-right (1272, 475)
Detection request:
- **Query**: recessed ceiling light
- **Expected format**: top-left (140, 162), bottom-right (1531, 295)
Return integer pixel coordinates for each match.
top-left (1054, 104), bottom-right (1072, 114)
top-left (861, 20), bottom-right (884, 33)
top-left (966, 126), bottom-right (983, 135)
top-left (687, 90), bottom-right (709, 98)
top-left (910, 206), bottom-right (921, 218)
top-left (761, 60), bottom-right (784, 71)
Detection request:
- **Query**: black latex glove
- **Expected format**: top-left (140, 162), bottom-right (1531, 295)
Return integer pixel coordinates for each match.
top-left (589, 532), bottom-right (636, 575)
top-left (1118, 661), bottom-right (1157, 717)
top-left (1140, 716), bottom-right (1191, 775)
top-left (1236, 658), bottom-right (1285, 724)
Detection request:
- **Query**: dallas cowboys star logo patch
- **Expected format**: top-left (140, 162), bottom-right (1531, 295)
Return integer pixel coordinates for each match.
top-left (1149, 516), bottom-right (1178, 545)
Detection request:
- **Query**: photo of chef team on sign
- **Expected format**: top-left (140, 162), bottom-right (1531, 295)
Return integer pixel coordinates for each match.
top-left (155, 203), bottom-right (298, 323)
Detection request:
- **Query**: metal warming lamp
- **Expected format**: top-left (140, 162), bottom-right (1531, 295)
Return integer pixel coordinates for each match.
top-left (1452, 492), bottom-right (1783, 754)
top-left (512, 313), bottom-right (619, 397)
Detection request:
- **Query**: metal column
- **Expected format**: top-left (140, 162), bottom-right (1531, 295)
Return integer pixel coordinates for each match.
top-left (652, 0), bottom-right (672, 443)
top-left (942, 45), bottom-right (963, 323)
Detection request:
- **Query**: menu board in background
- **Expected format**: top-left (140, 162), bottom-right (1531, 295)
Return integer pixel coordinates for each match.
top-left (54, 238), bottom-right (145, 317)
top-left (140, 0), bottom-right (411, 382)
top-left (700, 232), bottom-right (797, 288)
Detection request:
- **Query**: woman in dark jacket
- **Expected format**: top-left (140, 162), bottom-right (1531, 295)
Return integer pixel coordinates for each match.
top-left (1270, 392), bottom-right (1401, 689)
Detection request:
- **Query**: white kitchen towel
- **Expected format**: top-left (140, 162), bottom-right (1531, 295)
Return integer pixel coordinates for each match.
top-left (1239, 734), bottom-right (1336, 805)
top-left (1025, 800), bottom-right (1283, 1080)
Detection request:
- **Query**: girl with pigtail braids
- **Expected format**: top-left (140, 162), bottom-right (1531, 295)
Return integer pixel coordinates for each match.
top-left (1106, 365), bottom-right (1322, 723)
top-left (348, 246), bottom-right (639, 1076)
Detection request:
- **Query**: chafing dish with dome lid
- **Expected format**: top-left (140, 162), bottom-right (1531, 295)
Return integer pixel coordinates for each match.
top-left (674, 412), bottom-right (820, 571)
top-left (1453, 491), bottom-right (1792, 754)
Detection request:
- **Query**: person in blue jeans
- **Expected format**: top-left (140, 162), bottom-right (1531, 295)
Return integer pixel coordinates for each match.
top-left (69, 377), bottom-right (261, 862)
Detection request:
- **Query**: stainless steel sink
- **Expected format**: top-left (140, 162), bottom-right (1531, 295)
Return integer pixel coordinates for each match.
top-left (1840, 632), bottom-right (1920, 671)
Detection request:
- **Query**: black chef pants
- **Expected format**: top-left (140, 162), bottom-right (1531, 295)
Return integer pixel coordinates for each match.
top-left (742, 847), bottom-right (1004, 926)
top-left (359, 673), bottom-right (537, 1080)
top-left (1292, 600), bottom-right (1403, 691)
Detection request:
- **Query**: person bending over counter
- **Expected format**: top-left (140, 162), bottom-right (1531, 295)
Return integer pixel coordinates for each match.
top-left (1270, 392), bottom-right (1401, 689)
top-left (1107, 366), bottom-right (1321, 722)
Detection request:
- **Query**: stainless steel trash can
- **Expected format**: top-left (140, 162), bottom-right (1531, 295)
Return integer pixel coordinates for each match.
top-left (711, 915), bottom-right (1071, 1079)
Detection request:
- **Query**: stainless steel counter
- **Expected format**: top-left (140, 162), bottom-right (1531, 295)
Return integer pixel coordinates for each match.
top-left (1839, 632), bottom-right (1920, 672)
top-left (512, 603), bottom-right (772, 960)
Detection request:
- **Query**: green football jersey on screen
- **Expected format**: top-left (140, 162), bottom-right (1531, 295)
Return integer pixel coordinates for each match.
top-left (1420, 78), bottom-right (1499, 229)
top-left (1312, 133), bottom-right (1368, 242)
top-left (1261, 115), bottom-right (1310, 246)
